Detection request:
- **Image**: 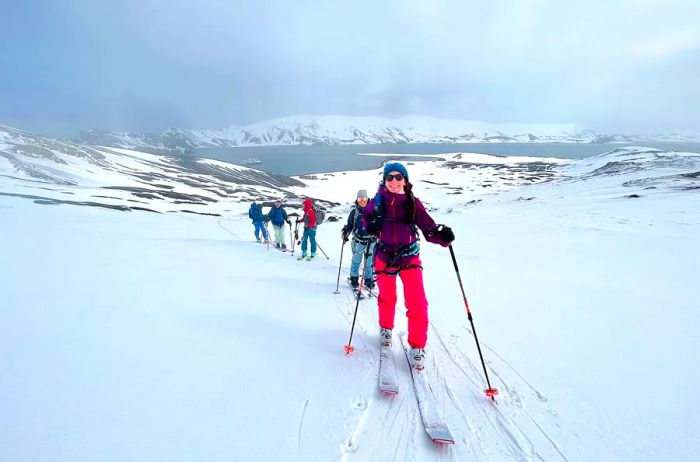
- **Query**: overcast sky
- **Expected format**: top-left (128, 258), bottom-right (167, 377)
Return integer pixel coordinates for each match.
top-left (1, 0), bottom-right (698, 136)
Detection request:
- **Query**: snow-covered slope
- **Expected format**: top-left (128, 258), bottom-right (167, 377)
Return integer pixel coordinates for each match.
top-left (0, 124), bottom-right (317, 216)
top-left (1, 134), bottom-right (698, 460)
top-left (78, 115), bottom-right (700, 152)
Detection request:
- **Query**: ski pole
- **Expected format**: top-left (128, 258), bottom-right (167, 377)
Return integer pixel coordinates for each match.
top-left (333, 239), bottom-right (347, 294)
top-left (448, 243), bottom-right (498, 401)
top-left (316, 242), bottom-right (330, 260)
top-left (291, 222), bottom-right (299, 255)
top-left (264, 222), bottom-right (270, 251)
top-left (287, 221), bottom-right (292, 251)
top-left (344, 243), bottom-right (372, 355)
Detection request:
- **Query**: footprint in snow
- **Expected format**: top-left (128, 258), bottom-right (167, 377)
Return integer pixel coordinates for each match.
top-left (341, 436), bottom-right (359, 453)
top-left (352, 397), bottom-right (367, 411)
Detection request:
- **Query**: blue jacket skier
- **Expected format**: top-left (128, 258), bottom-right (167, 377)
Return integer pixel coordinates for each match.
top-left (248, 202), bottom-right (269, 242)
top-left (266, 200), bottom-right (291, 249)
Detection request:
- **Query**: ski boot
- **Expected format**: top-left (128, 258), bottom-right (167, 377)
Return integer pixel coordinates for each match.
top-left (380, 328), bottom-right (392, 347)
top-left (409, 347), bottom-right (426, 371)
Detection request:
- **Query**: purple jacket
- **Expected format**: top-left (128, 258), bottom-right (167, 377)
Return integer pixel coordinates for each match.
top-left (363, 186), bottom-right (448, 264)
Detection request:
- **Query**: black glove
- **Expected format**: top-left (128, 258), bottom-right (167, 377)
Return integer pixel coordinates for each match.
top-left (439, 225), bottom-right (455, 243)
top-left (296, 217), bottom-right (301, 224)
top-left (341, 226), bottom-right (349, 242)
top-left (286, 219), bottom-right (291, 225)
top-left (365, 217), bottom-right (381, 236)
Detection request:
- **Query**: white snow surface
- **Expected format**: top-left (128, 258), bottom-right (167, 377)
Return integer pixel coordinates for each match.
top-left (1, 145), bottom-right (699, 461)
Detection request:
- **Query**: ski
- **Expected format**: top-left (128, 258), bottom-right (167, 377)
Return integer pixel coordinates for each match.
top-left (379, 344), bottom-right (399, 395)
top-left (358, 278), bottom-right (377, 298)
top-left (403, 346), bottom-right (454, 445)
top-left (347, 279), bottom-right (365, 299)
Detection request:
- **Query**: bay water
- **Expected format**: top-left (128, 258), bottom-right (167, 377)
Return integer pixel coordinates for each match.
top-left (194, 142), bottom-right (700, 176)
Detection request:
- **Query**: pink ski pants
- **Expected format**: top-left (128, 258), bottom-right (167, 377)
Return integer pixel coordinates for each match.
top-left (375, 255), bottom-right (428, 348)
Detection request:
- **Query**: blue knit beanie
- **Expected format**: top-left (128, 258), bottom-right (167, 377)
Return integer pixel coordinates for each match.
top-left (383, 162), bottom-right (409, 181)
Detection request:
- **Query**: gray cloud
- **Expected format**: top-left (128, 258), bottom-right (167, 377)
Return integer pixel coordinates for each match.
top-left (1, 0), bottom-right (698, 136)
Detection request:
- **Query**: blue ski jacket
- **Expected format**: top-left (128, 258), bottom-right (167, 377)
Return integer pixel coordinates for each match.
top-left (267, 205), bottom-right (289, 226)
top-left (249, 203), bottom-right (265, 222)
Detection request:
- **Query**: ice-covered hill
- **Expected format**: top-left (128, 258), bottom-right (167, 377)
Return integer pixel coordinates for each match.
top-left (2, 137), bottom-right (698, 461)
top-left (0, 124), bottom-right (321, 216)
top-left (77, 115), bottom-right (700, 152)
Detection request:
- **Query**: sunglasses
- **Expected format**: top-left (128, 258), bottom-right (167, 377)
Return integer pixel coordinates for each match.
top-left (385, 173), bottom-right (404, 182)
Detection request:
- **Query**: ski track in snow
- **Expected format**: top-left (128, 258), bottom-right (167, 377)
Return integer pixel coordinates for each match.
top-left (297, 397), bottom-right (311, 450)
top-left (479, 339), bottom-right (548, 402)
top-left (430, 326), bottom-right (569, 461)
top-left (194, 219), bottom-right (574, 461)
top-left (332, 281), bottom-right (570, 462)
top-left (217, 218), bottom-right (245, 242)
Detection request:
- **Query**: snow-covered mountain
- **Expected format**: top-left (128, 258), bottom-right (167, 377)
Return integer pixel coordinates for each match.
top-left (78, 115), bottom-right (700, 153)
top-left (3, 122), bottom-right (698, 218)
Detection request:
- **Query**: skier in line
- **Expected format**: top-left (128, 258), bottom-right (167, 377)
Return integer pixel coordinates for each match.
top-left (341, 189), bottom-right (375, 289)
top-left (296, 198), bottom-right (317, 260)
top-left (267, 200), bottom-right (291, 250)
top-left (248, 202), bottom-right (269, 243)
top-left (363, 162), bottom-right (455, 370)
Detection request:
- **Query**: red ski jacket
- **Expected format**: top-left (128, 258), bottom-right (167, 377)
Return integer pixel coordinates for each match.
top-left (302, 199), bottom-right (317, 229)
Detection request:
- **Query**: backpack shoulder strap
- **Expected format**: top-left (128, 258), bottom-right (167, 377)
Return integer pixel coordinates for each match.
top-left (351, 205), bottom-right (360, 230)
top-left (373, 192), bottom-right (383, 218)
top-left (373, 190), bottom-right (418, 238)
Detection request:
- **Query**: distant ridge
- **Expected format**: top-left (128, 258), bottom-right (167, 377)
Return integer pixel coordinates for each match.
top-left (77, 115), bottom-right (700, 153)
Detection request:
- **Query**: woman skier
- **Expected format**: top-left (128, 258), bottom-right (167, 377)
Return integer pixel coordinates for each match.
top-left (363, 162), bottom-right (454, 370)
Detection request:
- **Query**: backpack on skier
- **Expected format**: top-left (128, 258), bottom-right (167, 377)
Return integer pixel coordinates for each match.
top-left (312, 207), bottom-right (326, 225)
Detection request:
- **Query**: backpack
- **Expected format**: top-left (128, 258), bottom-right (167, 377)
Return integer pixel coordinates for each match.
top-left (249, 204), bottom-right (262, 222)
top-left (313, 207), bottom-right (326, 226)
